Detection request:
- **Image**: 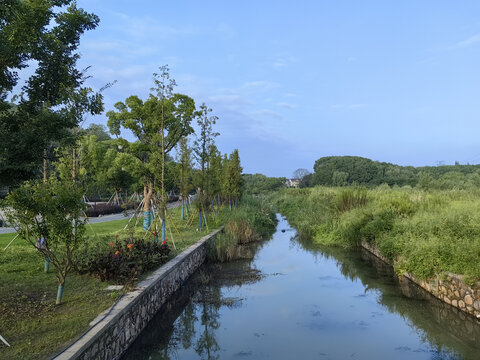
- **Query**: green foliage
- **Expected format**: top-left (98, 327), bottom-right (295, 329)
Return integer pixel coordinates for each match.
top-left (4, 178), bottom-right (86, 301)
top-left (79, 237), bottom-right (170, 284)
top-left (334, 187), bottom-right (367, 212)
top-left (243, 173), bottom-right (286, 194)
top-left (210, 196), bottom-right (277, 262)
top-left (0, 1), bottom-right (102, 186)
top-left (310, 156), bottom-right (480, 190)
top-left (223, 149), bottom-right (243, 203)
top-left (270, 186), bottom-right (480, 282)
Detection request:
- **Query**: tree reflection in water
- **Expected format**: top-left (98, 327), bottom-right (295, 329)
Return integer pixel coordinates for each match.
top-left (294, 234), bottom-right (480, 360)
top-left (123, 257), bottom-right (264, 360)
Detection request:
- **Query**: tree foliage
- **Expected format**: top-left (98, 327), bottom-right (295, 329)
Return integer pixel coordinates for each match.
top-left (0, 0), bottom-right (102, 186)
top-left (4, 178), bottom-right (86, 303)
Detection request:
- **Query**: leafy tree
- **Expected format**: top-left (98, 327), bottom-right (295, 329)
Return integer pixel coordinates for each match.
top-left (207, 145), bottom-right (223, 208)
top-left (242, 173), bottom-right (286, 194)
top-left (292, 168), bottom-right (311, 180)
top-left (193, 103), bottom-right (218, 212)
top-left (107, 66), bottom-right (195, 240)
top-left (81, 123), bottom-right (112, 142)
top-left (223, 149), bottom-right (243, 207)
top-left (0, 0), bottom-right (102, 186)
top-left (176, 137), bottom-right (194, 220)
top-left (4, 178), bottom-right (86, 304)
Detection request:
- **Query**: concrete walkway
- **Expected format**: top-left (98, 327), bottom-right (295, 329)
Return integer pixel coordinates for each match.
top-left (0, 200), bottom-right (183, 235)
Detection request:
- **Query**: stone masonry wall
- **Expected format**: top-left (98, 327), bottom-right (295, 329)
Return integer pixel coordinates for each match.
top-left (361, 240), bottom-right (480, 320)
top-left (55, 227), bottom-right (223, 360)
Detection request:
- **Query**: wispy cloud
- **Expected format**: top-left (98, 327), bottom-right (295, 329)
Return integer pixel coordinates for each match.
top-left (332, 103), bottom-right (368, 110)
top-left (109, 12), bottom-right (199, 41)
top-left (251, 109), bottom-right (283, 119)
top-left (209, 93), bottom-right (252, 111)
top-left (451, 33), bottom-right (480, 49)
top-left (272, 56), bottom-right (296, 69)
top-left (276, 102), bottom-right (296, 109)
top-left (242, 80), bottom-right (279, 91)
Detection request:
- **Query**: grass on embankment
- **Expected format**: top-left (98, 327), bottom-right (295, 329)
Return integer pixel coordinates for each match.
top-left (270, 186), bottom-right (480, 284)
top-left (0, 204), bottom-right (226, 360)
top-left (209, 196), bottom-right (277, 262)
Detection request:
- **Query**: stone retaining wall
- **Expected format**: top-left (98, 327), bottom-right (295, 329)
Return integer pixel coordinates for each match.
top-left (361, 240), bottom-right (480, 320)
top-left (55, 227), bottom-right (223, 360)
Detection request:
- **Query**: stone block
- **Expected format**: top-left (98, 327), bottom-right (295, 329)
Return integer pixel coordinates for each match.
top-left (465, 294), bottom-right (473, 305)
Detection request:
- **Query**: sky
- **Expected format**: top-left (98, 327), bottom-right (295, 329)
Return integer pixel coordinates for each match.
top-left (69, 0), bottom-right (480, 177)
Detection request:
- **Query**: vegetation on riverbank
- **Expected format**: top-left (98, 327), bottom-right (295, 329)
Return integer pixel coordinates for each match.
top-left (0, 203), bottom-right (227, 360)
top-left (209, 195), bottom-right (277, 262)
top-left (269, 186), bottom-right (480, 283)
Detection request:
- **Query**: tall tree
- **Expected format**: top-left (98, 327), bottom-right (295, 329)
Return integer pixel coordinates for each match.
top-left (224, 149), bottom-right (243, 208)
top-left (0, 1), bottom-right (102, 186)
top-left (107, 66), bottom-right (195, 241)
top-left (193, 103), bottom-right (218, 213)
top-left (176, 137), bottom-right (194, 220)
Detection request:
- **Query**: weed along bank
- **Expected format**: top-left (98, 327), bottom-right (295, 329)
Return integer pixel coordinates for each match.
top-left (54, 227), bottom-right (223, 360)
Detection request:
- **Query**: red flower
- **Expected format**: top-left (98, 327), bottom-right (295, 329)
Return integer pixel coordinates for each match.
top-left (115, 234), bottom-right (119, 238)
top-left (109, 242), bottom-right (113, 247)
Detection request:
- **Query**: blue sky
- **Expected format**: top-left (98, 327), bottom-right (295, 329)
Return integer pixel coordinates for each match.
top-left (73, 0), bottom-right (480, 177)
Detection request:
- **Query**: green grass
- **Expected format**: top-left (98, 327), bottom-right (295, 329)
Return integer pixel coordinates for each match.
top-left (269, 186), bottom-right (480, 283)
top-left (0, 204), bottom-right (226, 360)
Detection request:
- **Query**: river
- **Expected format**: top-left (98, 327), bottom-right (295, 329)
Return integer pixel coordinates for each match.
top-left (123, 215), bottom-right (480, 360)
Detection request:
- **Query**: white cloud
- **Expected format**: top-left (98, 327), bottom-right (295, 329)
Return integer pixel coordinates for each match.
top-left (272, 56), bottom-right (296, 69)
top-left (276, 102), bottom-right (296, 109)
top-left (451, 33), bottom-right (480, 49)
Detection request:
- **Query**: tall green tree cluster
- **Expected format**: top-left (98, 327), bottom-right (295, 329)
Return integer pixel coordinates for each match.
top-left (0, 0), bottom-right (103, 186)
top-left (107, 66), bottom-right (196, 239)
top-left (309, 156), bottom-right (480, 189)
top-left (1, 2), bottom-right (246, 303)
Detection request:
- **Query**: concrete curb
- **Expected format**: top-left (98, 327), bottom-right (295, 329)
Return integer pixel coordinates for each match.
top-left (54, 227), bottom-right (223, 360)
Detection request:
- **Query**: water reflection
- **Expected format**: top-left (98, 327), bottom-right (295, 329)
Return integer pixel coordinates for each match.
top-left (295, 235), bottom-right (480, 359)
top-left (123, 259), bottom-right (265, 360)
top-left (123, 215), bottom-right (480, 360)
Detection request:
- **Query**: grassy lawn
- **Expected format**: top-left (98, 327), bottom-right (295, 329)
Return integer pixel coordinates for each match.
top-left (0, 205), bottom-right (225, 360)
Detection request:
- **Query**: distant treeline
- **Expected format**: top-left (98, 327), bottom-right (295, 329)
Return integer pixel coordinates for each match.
top-left (242, 173), bottom-right (287, 194)
top-left (301, 156), bottom-right (480, 190)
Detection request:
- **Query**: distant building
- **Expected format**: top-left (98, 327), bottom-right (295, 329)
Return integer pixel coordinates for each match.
top-left (285, 179), bottom-right (300, 188)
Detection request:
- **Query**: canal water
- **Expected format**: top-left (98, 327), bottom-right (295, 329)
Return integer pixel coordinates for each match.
top-left (123, 215), bottom-right (480, 360)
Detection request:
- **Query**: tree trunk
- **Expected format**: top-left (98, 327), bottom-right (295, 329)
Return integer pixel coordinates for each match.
top-left (56, 276), bottom-right (65, 305)
top-left (72, 147), bottom-right (76, 181)
top-left (143, 184), bottom-right (153, 230)
top-left (43, 148), bottom-right (48, 183)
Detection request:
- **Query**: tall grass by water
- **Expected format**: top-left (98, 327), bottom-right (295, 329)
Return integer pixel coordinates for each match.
top-left (269, 186), bottom-right (480, 283)
top-left (209, 195), bottom-right (277, 262)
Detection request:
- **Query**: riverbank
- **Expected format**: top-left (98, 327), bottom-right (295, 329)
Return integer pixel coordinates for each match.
top-left (269, 186), bottom-right (480, 318)
top-left (0, 205), bottom-right (225, 360)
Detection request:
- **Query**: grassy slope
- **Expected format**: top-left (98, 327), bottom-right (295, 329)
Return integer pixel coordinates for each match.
top-left (0, 205), bottom-right (225, 360)
top-left (270, 186), bottom-right (480, 284)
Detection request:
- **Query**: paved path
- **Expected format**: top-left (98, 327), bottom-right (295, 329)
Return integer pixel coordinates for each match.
top-left (0, 200), bottom-right (183, 234)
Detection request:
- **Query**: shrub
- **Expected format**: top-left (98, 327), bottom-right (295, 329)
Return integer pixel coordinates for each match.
top-left (79, 237), bottom-right (170, 284)
top-left (85, 203), bottom-right (123, 217)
